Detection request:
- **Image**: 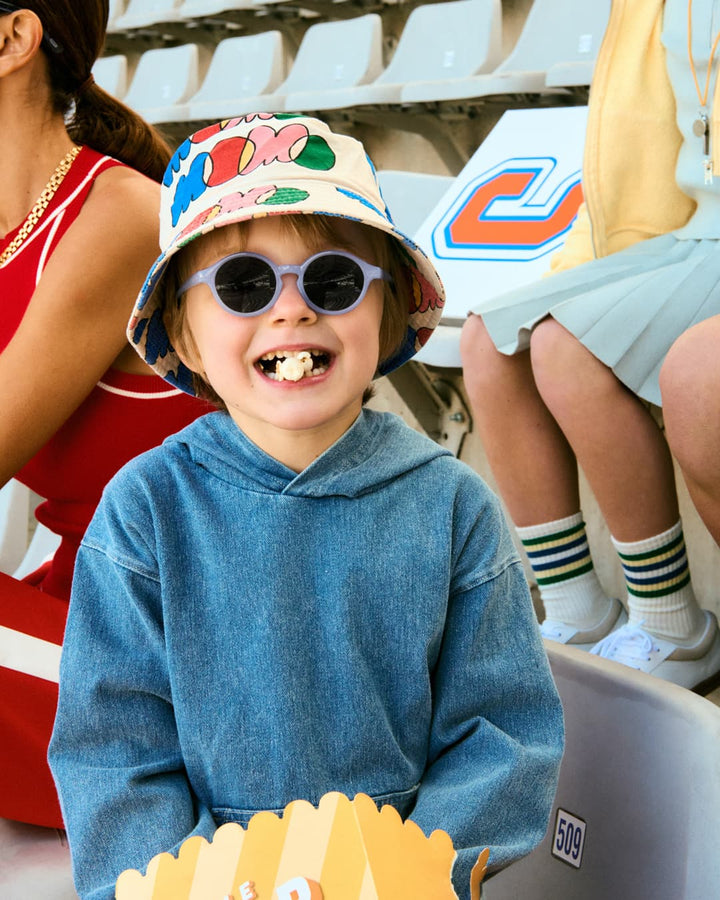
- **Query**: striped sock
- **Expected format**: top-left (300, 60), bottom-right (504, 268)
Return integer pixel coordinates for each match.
top-left (517, 513), bottom-right (612, 627)
top-left (611, 521), bottom-right (705, 640)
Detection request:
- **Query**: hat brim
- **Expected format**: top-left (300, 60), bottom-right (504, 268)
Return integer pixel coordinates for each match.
top-left (128, 178), bottom-right (445, 394)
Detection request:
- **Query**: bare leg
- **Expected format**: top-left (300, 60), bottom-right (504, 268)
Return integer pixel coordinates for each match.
top-left (660, 316), bottom-right (720, 546)
top-left (460, 314), bottom-right (579, 525)
top-left (529, 318), bottom-right (678, 541)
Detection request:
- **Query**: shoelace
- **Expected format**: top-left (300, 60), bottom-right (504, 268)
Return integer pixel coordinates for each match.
top-left (590, 623), bottom-right (656, 665)
top-left (540, 619), bottom-right (567, 640)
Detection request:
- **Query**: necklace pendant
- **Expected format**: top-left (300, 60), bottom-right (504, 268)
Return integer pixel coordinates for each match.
top-left (694, 114), bottom-right (709, 138)
top-left (704, 157), bottom-right (714, 185)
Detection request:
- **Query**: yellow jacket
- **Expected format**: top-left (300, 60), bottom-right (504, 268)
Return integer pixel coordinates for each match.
top-left (550, 0), bottom-right (701, 273)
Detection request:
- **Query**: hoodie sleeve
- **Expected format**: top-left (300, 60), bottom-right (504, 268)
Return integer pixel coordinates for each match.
top-left (409, 490), bottom-right (564, 899)
top-left (47, 482), bottom-right (216, 900)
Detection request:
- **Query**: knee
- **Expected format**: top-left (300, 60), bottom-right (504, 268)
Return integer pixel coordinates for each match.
top-left (530, 319), bottom-right (584, 393)
top-left (660, 319), bottom-right (719, 415)
top-left (661, 318), bottom-right (720, 459)
top-left (530, 318), bottom-right (613, 410)
top-left (460, 313), bottom-right (507, 393)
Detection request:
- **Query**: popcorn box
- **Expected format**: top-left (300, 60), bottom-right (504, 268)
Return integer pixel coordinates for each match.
top-left (115, 792), bottom-right (489, 899)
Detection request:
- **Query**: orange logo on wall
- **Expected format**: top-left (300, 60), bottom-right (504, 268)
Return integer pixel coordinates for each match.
top-left (432, 158), bottom-right (583, 262)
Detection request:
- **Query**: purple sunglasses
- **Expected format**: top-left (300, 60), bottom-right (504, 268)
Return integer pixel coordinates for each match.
top-left (176, 250), bottom-right (392, 317)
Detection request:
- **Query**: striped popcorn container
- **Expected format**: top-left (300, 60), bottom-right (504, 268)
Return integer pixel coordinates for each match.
top-left (115, 792), bottom-right (489, 899)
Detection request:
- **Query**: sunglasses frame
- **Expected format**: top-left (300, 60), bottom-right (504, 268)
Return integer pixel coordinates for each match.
top-left (176, 250), bottom-right (392, 318)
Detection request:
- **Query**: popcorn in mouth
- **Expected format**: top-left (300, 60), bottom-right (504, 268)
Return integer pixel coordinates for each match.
top-left (257, 349), bottom-right (332, 382)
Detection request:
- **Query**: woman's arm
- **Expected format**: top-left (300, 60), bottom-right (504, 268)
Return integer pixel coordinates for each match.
top-left (0, 167), bottom-right (160, 487)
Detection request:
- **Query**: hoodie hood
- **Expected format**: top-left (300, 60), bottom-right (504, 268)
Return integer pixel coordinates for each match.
top-left (164, 408), bottom-right (451, 498)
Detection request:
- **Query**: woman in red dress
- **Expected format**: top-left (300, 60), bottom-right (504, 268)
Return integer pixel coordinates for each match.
top-left (0, 0), bottom-right (207, 827)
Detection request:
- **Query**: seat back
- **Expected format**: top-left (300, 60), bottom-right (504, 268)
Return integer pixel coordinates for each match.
top-left (377, 170), bottom-right (455, 237)
top-left (92, 54), bottom-right (128, 100)
top-left (495, 0), bottom-right (610, 75)
top-left (0, 818), bottom-right (76, 899)
top-left (375, 0), bottom-right (502, 86)
top-left (123, 44), bottom-right (202, 121)
top-left (113, 0), bottom-right (183, 29)
top-left (0, 480), bottom-right (31, 575)
top-left (484, 641), bottom-right (720, 899)
top-left (188, 32), bottom-right (287, 111)
top-left (279, 14), bottom-right (384, 97)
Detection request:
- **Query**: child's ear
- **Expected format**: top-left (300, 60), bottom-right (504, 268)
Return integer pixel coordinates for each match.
top-left (172, 327), bottom-right (207, 381)
top-left (0, 9), bottom-right (44, 78)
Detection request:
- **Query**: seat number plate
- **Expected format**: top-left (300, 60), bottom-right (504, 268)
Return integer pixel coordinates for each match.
top-left (551, 808), bottom-right (586, 868)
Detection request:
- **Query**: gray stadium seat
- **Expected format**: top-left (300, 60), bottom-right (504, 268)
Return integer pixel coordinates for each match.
top-left (179, 0), bottom-right (255, 16)
top-left (269, 14), bottom-right (385, 115)
top-left (107, 0), bottom-right (128, 30)
top-left (485, 640), bottom-right (720, 899)
top-left (184, 32), bottom-right (288, 122)
top-left (286, 0), bottom-right (502, 111)
top-left (377, 170), bottom-right (455, 237)
top-left (92, 54), bottom-right (128, 100)
top-left (112, 0), bottom-right (183, 30)
top-left (123, 44), bottom-right (207, 124)
top-left (0, 480), bottom-right (30, 575)
top-left (401, 0), bottom-right (610, 103)
top-left (0, 819), bottom-right (76, 899)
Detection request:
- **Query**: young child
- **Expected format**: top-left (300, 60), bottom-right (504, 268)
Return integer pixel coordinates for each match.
top-left (48, 114), bottom-right (563, 900)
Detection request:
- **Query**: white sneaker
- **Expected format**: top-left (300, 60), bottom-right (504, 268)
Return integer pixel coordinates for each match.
top-left (540, 597), bottom-right (627, 651)
top-left (590, 611), bottom-right (720, 692)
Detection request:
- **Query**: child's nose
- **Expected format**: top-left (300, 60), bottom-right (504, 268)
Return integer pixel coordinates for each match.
top-left (269, 274), bottom-right (318, 324)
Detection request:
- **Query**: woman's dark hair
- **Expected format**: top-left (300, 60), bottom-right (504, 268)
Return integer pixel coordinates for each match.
top-left (18, 1), bottom-right (172, 182)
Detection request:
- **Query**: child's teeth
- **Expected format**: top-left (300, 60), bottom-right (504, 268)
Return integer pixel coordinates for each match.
top-left (262, 349), bottom-right (326, 381)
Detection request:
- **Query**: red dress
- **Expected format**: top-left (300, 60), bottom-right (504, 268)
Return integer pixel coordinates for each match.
top-left (0, 146), bottom-right (208, 827)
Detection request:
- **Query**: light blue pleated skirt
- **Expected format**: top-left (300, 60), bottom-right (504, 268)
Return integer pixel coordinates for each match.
top-left (471, 234), bottom-right (720, 406)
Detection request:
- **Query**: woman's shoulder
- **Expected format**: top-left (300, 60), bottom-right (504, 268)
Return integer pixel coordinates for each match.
top-left (83, 160), bottom-right (160, 228)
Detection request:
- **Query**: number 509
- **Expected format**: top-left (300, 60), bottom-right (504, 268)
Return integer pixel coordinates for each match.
top-left (551, 809), bottom-right (586, 868)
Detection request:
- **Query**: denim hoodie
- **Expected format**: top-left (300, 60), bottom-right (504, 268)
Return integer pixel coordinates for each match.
top-left (49, 409), bottom-right (563, 900)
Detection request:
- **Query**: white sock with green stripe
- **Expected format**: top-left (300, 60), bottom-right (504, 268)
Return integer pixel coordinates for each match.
top-left (517, 513), bottom-right (612, 627)
top-left (611, 520), bottom-right (705, 640)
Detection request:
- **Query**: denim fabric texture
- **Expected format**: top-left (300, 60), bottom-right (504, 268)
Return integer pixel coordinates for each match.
top-left (49, 409), bottom-right (564, 900)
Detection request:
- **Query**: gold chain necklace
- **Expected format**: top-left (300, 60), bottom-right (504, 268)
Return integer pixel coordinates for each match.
top-left (689, 0), bottom-right (720, 183)
top-left (0, 145), bottom-right (81, 268)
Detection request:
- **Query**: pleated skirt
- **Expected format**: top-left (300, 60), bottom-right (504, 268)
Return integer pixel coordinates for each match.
top-left (471, 234), bottom-right (720, 406)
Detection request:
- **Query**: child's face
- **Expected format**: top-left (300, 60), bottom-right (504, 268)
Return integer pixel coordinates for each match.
top-left (178, 216), bottom-right (385, 469)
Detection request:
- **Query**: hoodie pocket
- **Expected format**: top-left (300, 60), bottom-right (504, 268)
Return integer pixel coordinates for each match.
top-left (212, 784), bottom-right (419, 828)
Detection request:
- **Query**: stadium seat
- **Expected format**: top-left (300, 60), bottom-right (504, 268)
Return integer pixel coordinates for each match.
top-left (12, 522), bottom-right (61, 581)
top-left (401, 0), bottom-right (611, 103)
top-left (286, 0), bottom-right (502, 111)
top-left (92, 54), bottom-right (128, 100)
top-left (123, 44), bottom-right (207, 124)
top-left (0, 818), bottom-right (76, 899)
top-left (107, 0), bottom-right (128, 30)
top-left (0, 481), bottom-right (60, 580)
top-left (112, 0), bottom-right (183, 30)
top-left (484, 640), bottom-right (720, 899)
top-left (272, 14), bottom-right (385, 114)
top-left (0, 480), bottom-right (30, 576)
top-left (179, 0), bottom-right (255, 16)
top-left (184, 32), bottom-right (288, 122)
top-left (377, 170), bottom-right (454, 237)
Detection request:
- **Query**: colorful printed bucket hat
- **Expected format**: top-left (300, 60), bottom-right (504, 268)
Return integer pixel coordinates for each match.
top-left (128, 113), bottom-right (445, 395)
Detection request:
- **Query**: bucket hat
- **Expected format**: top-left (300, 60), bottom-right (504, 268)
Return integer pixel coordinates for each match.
top-left (128, 113), bottom-right (445, 395)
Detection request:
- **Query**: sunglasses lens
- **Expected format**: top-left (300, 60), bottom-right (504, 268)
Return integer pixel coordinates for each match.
top-left (304, 254), bottom-right (365, 311)
top-left (215, 256), bottom-right (276, 314)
